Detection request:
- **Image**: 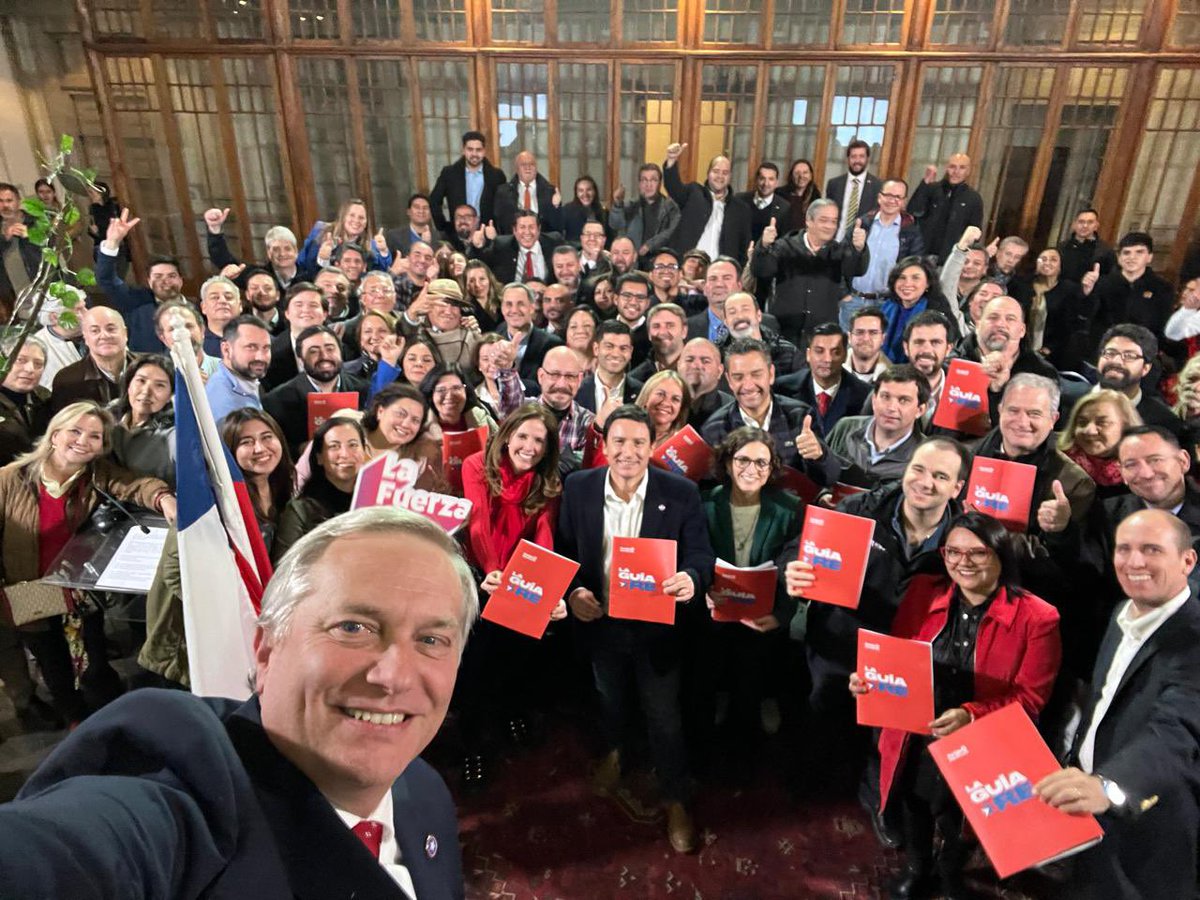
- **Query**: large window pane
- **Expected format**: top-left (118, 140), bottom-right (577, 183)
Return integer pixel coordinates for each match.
top-left (290, 0), bottom-right (339, 40)
top-left (762, 65), bottom-right (825, 174)
top-left (558, 0), bottom-right (611, 43)
top-left (222, 57), bottom-right (289, 251)
top-left (359, 60), bottom-right (416, 230)
top-left (976, 67), bottom-right (1055, 238)
top-left (352, 0), bottom-right (403, 40)
top-left (495, 63), bottom-right (550, 171)
top-left (1170, 1), bottom-right (1200, 46)
top-left (1075, 0), bottom-right (1142, 46)
top-left (1121, 69), bottom-right (1200, 253)
top-left (212, 0), bottom-right (265, 40)
top-left (92, 0), bottom-right (144, 39)
top-left (617, 64), bottom-right (676, 195)
top-left (417, 60), bottom-right (473, 190)
top-left (698, 65), bottom-right (758, 187)
top-left (624, 0), bottom-right (678, 42)
top-left (772, 0), bottom-right (833, 46)
top-left (929, 0), bottom-right (992, 45)
top-left (909, 66), bottom-right (980, 189)
top-left (559, 63), bottom-right (610, 198)
top-left (295, 58), bottom-right (355, 219)
top-left (492, 0), bottom-right (544, 43)
top-left (704, 0), bottom-right (762, 44)
top-left (152, 0), bottom-right (204, 39)
top-left (826, 65), bottom-right (893, 179)
top-left (1004, 0), bottom-right (1068, 46)
top-left (1035, 67), bottom-right (1127, 250)
top-left (414, 0), bottom-right (468, 42)
top-left (840, 0), bottom-right (904, 45)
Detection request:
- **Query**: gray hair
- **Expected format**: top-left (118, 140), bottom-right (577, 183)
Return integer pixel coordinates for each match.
top-left (200, 275), bottom-right (241, 303)
top-left (806, 198), bottom-right (838, 222)
top-left (998, 235), bottom-right (1029, 253)
top-left (257, 506), bottom-right (479, 654)
top-left (264, 226), bottom-right (297, 251)
top-left (360, 269), bottom-right (395, 290)
top-left (1003, 372), bottom-right (1060, 413)
top-left (502, 282), bottom-right (535, 304)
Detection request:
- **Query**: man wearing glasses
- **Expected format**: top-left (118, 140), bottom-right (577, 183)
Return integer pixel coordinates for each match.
top-left (648, 248), bottom-right (684, 306)
top-left (612, 271), bottom-right (655, 368)
top-left (842, 179), bottom-right (924, 332)
top-left (1093, 324), bottom-right (1189, 443)
top-left (496, 342), bottom-right (595, 475)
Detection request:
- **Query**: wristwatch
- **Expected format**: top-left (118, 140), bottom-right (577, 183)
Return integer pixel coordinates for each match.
top-left (1098, 776), bottom-right (1127, 809)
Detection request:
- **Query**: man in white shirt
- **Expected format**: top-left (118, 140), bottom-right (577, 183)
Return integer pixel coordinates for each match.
top-left (662, 143), bottom-right (752, 265)
top-left (578, 319), bottom-right (635, 415)
top-left (1037, 508), bottom-right (1200, 900)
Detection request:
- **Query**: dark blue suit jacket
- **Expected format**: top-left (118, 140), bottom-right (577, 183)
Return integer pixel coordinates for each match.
top-left (0, 690), bottom-right (464, 900)
top-left (774, 368), bottom-right (872, 439)
top-left (94, 249), bottom-right (167, 353)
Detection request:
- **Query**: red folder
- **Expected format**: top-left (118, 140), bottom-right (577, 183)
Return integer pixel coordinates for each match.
top-left (966, 457), bottom-right (1037, 532)
top-left (777, 465), bottom-right (822, 503)
top-left (931, 359), bottom-right (991, 436)
top-left (441, 425), bottom-right (489, 494)
top-left (651, 425), bottom-right (715, 482)
top-left (830, 481), bottom-right (869, 506)
top-left (608, 537), bottom-right (677, 625)
top-left (930, 703), bottom-right (1103, 879)
top-left (710, 559), bottom-right (777, 622)
top-left (481, 540), bottom-right (580, 639)
top-left (797, 506), bottom-right (875, 609)
top-left (581, 425), bottom-right (606, 469)
top-left (307, 392), bottom-right (359, 438)
top-left (856, 628), bottom-right (934, 734)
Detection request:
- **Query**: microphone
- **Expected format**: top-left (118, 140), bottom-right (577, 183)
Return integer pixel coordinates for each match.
top-left (92, 484), bottom-right (151, 534)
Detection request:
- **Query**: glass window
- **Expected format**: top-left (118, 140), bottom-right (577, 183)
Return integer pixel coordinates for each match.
top-left (909, 66), bottom-right (980, 188)
top-left (91, 0), bottom-right (144, 39)
top-left (762, 65), bottom-right (825, 176)
top-left (616, 64), bottom-right (676, 194)
top-left (416, 60), bottom-right (473, 190)
top-left (840, 0), bottom-right (905, 45)
top-left (414, 0), bottom-right (467, 42)
top-left (495, 62), bottom-right (550, 171)
top-left (825, 65), bottom-right (894, 179)
top-left (976, 66), bottom-right (1055, 238)
top-left (704, 0), bottom-right (762, 44)
top-left (151, 0), bottom-right (204, 39)
top-left (212, 0), bottom-right (264, 40)
top-left (352, 0), bottom-right (403, 40)
top-left (623, 0), bottom-right (678, 42)
top-left (1170, 0), bottom-right (1200, 46)
top-left (1004, 0), bottom-right (1069, 46)
top-left (557, 0), bottom-right (611, 43)
top-left (1121, 68), bottom-right (1200, 254)
top-left (1075, 0), bottom-right (1143, 46)
top-left (492, 0), bottom-right (545, 43)
top-left (358, 60), bottom-right (416, 230)
top-left (290, 1), bottom-right (339, 41)
top-left (772, 0), bottom-right (832, 46)
top-left (928, 0), bottom-right (993, 46)
top-left (698, 65), bottom-right (759, 187)
top-left (558, 63), bottom-right (610, 199)
top-left (295, 57), bottom-right (356, 219)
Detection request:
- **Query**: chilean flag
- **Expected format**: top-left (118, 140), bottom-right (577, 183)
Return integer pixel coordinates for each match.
top-left (171, 337), bottom-right (273, 699)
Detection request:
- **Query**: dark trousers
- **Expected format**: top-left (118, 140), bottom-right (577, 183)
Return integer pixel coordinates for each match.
top-left (590, 619), bottom-right (689, 803)
top-left (453, 617), bottom-right (540, 749)
top-left (804, 646), bottom-right (875, 801)
top-left (21, 611), bottom-right (122, 723)
top-left (897, 744), bottom-right (967, 879)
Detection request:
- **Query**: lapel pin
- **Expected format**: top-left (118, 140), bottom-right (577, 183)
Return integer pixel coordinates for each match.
top-left (658, 504), bottom-right (666, 511)
top-left (425, 834), bottom-right (438, 859)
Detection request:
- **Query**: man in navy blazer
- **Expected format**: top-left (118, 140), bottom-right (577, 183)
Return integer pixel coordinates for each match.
top-left (1037, 508), bottom-right (1200, 900)
top-left (557, 405), bottom-right (715, 855)
top-left (774, 322), bottom-right (872, 438)
top-left (0, 508), bottom-right (473, 899)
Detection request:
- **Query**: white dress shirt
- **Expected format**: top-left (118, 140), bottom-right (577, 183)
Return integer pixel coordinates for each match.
top-left (517, 181), bottom-right (539, 215)
top-left (739, 399), bottom-right (774, 430)
top-left (1077, 586), bottom-right (1192, 773)
top-left (697, 196), bottom-right (725, 259)
top-left (601, 469), bottom-right (649, 604)
top-left (332, 791), bottom-right (418, 899)
top-left (594, 374), bottom-right (626, 412)
top-left (517, 242), bottom-right (546, 281)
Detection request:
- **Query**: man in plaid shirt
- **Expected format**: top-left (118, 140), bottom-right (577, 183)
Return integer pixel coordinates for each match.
top-left (495, 341), bottom-right (595, 476)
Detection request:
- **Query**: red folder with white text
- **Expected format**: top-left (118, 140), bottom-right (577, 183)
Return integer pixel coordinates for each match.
top-left (651, 425), bottom-right (715, 482)
top-left (797, 506), bottom-right (875, 609)
top-left (608, 537), bottom-right (677, 625)
top-left (930, 703), bottom-right (1103, 879)
top-left (965, 457), bottom-right (1037, 532)
top-left (441, 425), bottom-right (489, 494)
top-left (710, 559), bottom-right (777, 622)
top-left (931, 359), bottom-right (991, 436)
top-left (856, 628), bottom-right (934, 734)
top-left (482, 540), bottom-right (580, 639)
top-left (307, 392), bottom-right (359, 438)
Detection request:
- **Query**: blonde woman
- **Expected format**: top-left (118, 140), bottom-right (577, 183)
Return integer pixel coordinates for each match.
top-left (1057, 388), bottom-right (1141, 499)
top-left (636, 369), bottom-right (691, 450)
top-left (297, 197), bottom-right (391, 271)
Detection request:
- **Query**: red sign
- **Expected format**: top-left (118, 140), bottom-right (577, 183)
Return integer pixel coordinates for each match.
top-left (856, 628), bottom-right (934, 734)
top-left (441, 425), bottom-right (489, 494)
top-left (482, 540), bottom-right (580, 639)
top-left (710, 559), bottom-right (777, 622)
top-left (966, 456), bottom-right (1037, 532)
top-left (930, 703), bottom-right (1103, 879)
top-left (931, 359), bottom-right (991, 436)
top-left (797, 506), bottom-right (875, 609)
top-left (351, 452), bottom-right (473, 535)
top-left (651, 425), bottom-right (715, 482)
top-left (777, 465), bottom-right (822, 503)
top-left (307, 391), bottom-right (359, 439)
top-left (608, 537), bottom-right (677, 625)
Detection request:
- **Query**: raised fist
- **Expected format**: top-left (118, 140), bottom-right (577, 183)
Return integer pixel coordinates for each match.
top-left (203, 207), bottom-right (230, 234)
top-left (665, 142), bottom-right (688, 166)
top-left (923, 164), bottom-right (938, 185)
top-left (959, 225), bottom-right (982, 248)
top-left (613, 183), bottom-right (626, 205)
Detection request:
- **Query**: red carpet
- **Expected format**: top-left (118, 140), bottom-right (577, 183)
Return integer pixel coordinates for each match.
top-left (451, 721), bottom-right (1057, 899)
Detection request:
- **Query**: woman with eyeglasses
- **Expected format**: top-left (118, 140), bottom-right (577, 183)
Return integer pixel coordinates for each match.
top-left (1057, 389), bottom-right (1142, 501)
top-left (699, 427), bottom-right (802, 752)
top-left (850, 512), bottom-right (1061, 899)
top-left (419, 363), bottom-right (497, 443)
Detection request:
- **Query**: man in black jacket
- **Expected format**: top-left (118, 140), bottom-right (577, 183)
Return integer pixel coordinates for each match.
top-left (492, 151), bottom-right (563, 235)
top-left (662, 142), bottom-right (752, 266)
top-left (1092, 324), bottom-right (1188, 443)
top-left (1084, 231), bottom-right (1175, 351)
top-left (468, 211), bottom-right (560, 286)
top-left (428, 130), bottom-right (507, 233)
top-left (775, 322), bottom-right (872, 437)
top-left (734, 161), bottom-right (793, 242)
top-left (719, 291), bottom-right (800, 375)
top-left (907, 154), bottom-right (984, 263)
top-left (0, 182), bottom-right (40, 308)
top-left (1058, 207), bottom-right (1116, 284)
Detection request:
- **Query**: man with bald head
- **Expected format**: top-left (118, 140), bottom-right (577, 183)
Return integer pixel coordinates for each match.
top-left (907, 152), bottom-right (984, 263)
top-left (1037, 508), bottom-right (1200, 900)
top-left (662, 142), bottom-right (752, 265)
top-left (608, 236), bottom-right (638, 277)
top-left (493, 150), bottom-right (564, 235)
top-left (50, 306), bottom-right (135, 412)
top-left (678, 337), bottom-right (731, 429)
top-left (496, 341), bottom-right (595, 474)
top-left (961, 295), bottom-right (1057, 420)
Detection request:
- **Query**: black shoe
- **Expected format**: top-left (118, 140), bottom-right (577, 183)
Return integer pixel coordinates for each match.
top-left (16, 696), bottom-right (64, 733)
top-left (860, 797), bottom-right (901, 849)
top-left (461, 754), bottom-right (487, 791)
top-left (887, 866), bottom-right (937, 900)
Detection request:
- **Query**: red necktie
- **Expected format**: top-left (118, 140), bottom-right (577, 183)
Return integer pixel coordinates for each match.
top-left (523, 184), bottom-right (533, 211)
top-left (523, 249), bottom-right (535, 281)
top-left (352, 820), bottom-right (383, 858)
top-left (816, 392), bottom-right (831, 417)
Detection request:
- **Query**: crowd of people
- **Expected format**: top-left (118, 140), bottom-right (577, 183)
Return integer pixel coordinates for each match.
top-left (0, 127), bottom-right (1199, 900)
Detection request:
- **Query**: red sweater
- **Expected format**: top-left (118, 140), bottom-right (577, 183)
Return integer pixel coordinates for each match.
top-left (460, 451), bottom-right (557, 574)
top-left (37, 488), bottom-right (73, 577)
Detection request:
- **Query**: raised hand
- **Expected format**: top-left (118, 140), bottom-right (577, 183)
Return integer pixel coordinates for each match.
top-left (795, 414), bottom-right (824, 461)
top-left (985, 236), bottom-right (999, 258)
top-left (665, 142), bottom-right (687, 167)
top-left (613, 183), bottom-right (626, 205)
top-left (923, 164), bottom-right (939, 185)
top-left (1081, 263), bottom-right (1101, 295)
top-left (1036, 479), bottom-right (1072, 533)
top-left (484, 219), bottom-right (497, 241)
top-left (220, 263), bottom-right (246, 280)
top-left (462, 314), bottom-right (480, 333)
top-left (595, 394), bottom-right (622, 428)
top-left (958, 225), bottom-right (982, 249)
top-left (373, 228), bottom-right (388, 255)
top-left (551, 187), bottom-right (562, 208)
top-left (851, 217), bottom-right (867, 251)
top-left (378, 333), bottom-right (405, 367)
top-left (761, 216), bottom-right (778, 247)
top-left (105, 207), bottom-right (141, 246)
top-left (203, 207), bottom-right (230, 234)
top-left (318, 232), bottom-right (336, 262)
top-left (470, 221), bottom-right (487, 249)
top-left (390, 253), bottom-right (409, 277)
top-left (3, 221), bottom-right (27, 240)
top-left (493, 338), bottom-right (519, 371)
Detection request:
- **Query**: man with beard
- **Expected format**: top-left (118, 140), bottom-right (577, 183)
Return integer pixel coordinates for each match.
top-left (206, 314), bottom-right (272, 422)
top-left (551, 246), bottom-right (582, 294)
top-left (265, 283), bottom-right (331, 390)
top-left (824, 139), bottom-right (881, 242)
top-left (608, 237), bottom-right (638, 277)
top-left (50, 307), bottom-right (136, 413)
top-left (900, 310), bottom-right (952, 427)
top-left (663, 143), bottom-right (752, 265)
top-left (205, 209), bottom-right (315, 294)
top-left (961, 295), bottom-right (1057, 426)
top-left (429, 130), bottom-right (507, 231)
top-left (679, 338), bottom-right (730, 430)
top-left (242, 267), bottom-right (286, 335)
top-left (776, 322), bottom-right (871, 437)
top-left (630, 303), bottom-right (687, 382)
top-left (717, 291), bottom-right (800, 374)
top-left (907, 153), bottom-right (984, 263)
top-left (609, 162), bottom-right (682, 265)
top-left (578, 320), bottom-right (638, 414)
top-left (263, 324), bottom-right (369, 456)
top-left (826, 364), bottom-right (929, 487)
top-left (496, 343), bottom-right (595, 474)
top-left (446, 204), bottom-right (480, 254)
top-left (540, 283), bottom-right (574, 338)
top-left (846, 306), bottom-right (889, 383)
top-left (1092, 324), bottom-right (1187, 442)
top-left (648, 248), bottom-right (684, 306)
top-left (97, 207), bottom-right (184, 352)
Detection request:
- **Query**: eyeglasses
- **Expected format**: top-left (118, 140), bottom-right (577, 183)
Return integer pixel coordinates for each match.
top-left (653, 263), bottom-right (680, 272)
top-left (432, 385), bottom-right (467, 399)
top-left (940, 547), bottom-right (993, 565)
top-left (618, 291), bottom-right (649, 301)
top-left (732, 455), bottom-right (771, 471)
top-left (1100, 348), bottom-right (1144, 363)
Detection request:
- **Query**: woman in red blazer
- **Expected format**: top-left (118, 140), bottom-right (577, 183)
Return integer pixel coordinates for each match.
top-left (851, 511), bottom-right (1062, 900)
top-left (456, 402), bottom-right (566, 788)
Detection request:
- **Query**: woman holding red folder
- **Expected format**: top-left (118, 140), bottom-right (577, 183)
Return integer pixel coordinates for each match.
top-left (457, 403), bottom-right (566, 787)
top-left (850, 511), bottom-right (1061, 899)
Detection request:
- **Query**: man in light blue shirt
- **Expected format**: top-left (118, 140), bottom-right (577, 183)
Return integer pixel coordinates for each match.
top-left (206, 315), bottom-right (271, 424)
top-left (840, 179), bottom-right (924, 331)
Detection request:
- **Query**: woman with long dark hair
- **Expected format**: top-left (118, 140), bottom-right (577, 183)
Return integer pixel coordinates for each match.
top-left (562, 175), bottom-right (611, 242)
top-left (109, 354), bottom-right (176, 486)
top-left (779, 158), bottom-right (821, 226)
top-left (880, 256), bottom-right (961, 363)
